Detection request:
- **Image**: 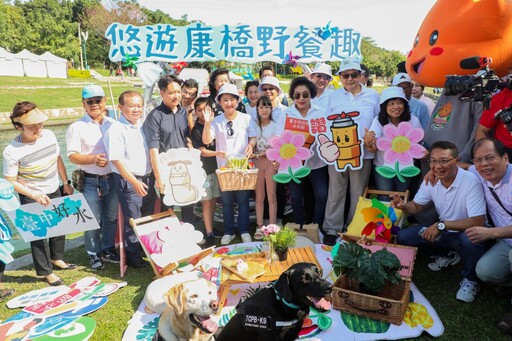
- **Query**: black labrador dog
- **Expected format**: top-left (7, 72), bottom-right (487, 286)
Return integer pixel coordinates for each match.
top-left (217, 262), bottom-right (333, 341)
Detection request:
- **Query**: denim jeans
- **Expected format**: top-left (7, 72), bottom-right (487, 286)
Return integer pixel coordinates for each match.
top-left (113, 173), bottom-right (155, 261)
top-left (397, 225), bottom-right (486, 281)
top-left (288, 166), bottom-right (329, 229)
top-left (82, 175), bottom-right (119, 256)
top-left (220, 190), bottom-right (250, 235)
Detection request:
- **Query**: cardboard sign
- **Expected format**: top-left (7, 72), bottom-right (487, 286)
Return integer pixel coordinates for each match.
top-left (33, 316), bottom-right (96, 341)
top-left (159, 148), bottom-right (206, 207)
top-left (106, 23), bottom-right (362, 63)
top-left (6, 194), bottom-right (99, 242)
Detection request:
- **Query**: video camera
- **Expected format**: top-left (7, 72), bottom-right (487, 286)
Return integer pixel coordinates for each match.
top-left (444, 57), bottom-right (507, 109)
top-left (495, 105), bottom-right (512, 132)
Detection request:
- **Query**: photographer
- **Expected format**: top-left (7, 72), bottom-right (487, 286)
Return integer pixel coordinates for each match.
top-left (475, 87), bottom-right (512, 161)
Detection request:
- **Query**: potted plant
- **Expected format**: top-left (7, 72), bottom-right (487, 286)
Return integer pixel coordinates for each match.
top-left (262, 225), bottom-right (297, 261)
top-left (332, 242), bottom-right (402, 295)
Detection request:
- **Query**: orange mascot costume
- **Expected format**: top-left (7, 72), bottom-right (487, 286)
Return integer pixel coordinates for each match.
top-left (406, 0), bottom-right (512, 87)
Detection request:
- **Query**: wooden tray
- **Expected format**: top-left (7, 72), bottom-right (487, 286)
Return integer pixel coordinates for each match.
top-left (220, 247), bottom-right (321, 284)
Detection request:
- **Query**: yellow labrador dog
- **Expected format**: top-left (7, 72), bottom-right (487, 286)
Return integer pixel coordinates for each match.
top-left (155, 278), bottom-right (219, 341)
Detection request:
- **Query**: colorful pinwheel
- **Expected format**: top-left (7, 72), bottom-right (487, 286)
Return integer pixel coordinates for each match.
top-left (317, 21), bottom-right (339, 40)
top-left (283, 51), bottom-right (301, 68)
top-left (360, 199), bottom-right (399, 243)
top-left (122, 55), bottom-right (139, 70)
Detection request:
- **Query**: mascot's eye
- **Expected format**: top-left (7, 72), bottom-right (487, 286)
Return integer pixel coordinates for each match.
top-left (429, 30), bottom-right (438, 46)
top-left (191, 294), bottom-right (198, 299)
top-left (414, 34), bottom-right (419, 47)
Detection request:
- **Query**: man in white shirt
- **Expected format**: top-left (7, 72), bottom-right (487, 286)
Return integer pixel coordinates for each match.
top-left (393, 141), bottom-right (486, 303)
top-left (104, 90), bottom-right (153, 269)
top-left (66, 85), bottom-right (119, 270)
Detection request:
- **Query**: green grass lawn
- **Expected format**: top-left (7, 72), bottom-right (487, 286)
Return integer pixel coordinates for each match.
top-left (0, 75), bottom-right (139, 112)
top-left (1, 220), bottom-right (511, 340)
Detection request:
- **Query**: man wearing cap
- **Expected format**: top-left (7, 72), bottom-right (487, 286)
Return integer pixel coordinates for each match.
top-left (143, 74), bottom-right (195, 223)
top-left (310, 63), bottom-right (333, 109)
top-left (320, 58), bottom-right (380, 246)
top-left (392, 72), bottom-right (430, 130)
top-left (104, 90), bottom-right (152, 269)
top-left (4, 102), bottom-right (75, 285)
top-left (259, 65), bottom-right (289, 106)
top-left (66, 84), bottom-right (120, 271)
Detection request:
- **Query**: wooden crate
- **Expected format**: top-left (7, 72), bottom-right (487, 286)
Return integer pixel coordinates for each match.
top-left (331, 240), bottom-right (417, 325)
top-left (286, 223), bottom-right (320, 244)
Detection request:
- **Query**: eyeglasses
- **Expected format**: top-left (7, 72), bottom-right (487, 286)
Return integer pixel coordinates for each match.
top-left (126, 105), bottom-right (143, 109)
top-left (340, 72), bottom-right (360, 80)
top-left (427, 156), bottom-right (457, 166)
top-left (85, 98), bottom-right (104, 105)
top-left (293, 92), bottom-right (310, 100)
top-left (315, 74), bottom-right (331, 81)
top-left (261, 87), bottom-right (276, 92)
top-left (181, 89), bottom-right (198, 97)
top-left (472, 153), bottom-right (498, 165)
top-left (398, 83), bottom-right (413, 90)
top-left (226, 121), bottom-right (234, 136)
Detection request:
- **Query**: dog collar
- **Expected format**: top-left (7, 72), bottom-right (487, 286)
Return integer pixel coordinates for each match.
top-left (273, 288), bottom-right (303, 310)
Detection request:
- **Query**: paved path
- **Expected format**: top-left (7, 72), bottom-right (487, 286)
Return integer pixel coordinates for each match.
top-left (6, 236), bottom-right (85, 271)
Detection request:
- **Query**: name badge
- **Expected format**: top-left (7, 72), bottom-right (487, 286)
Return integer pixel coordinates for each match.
top-left (243, 314), bottom-right (271, 330)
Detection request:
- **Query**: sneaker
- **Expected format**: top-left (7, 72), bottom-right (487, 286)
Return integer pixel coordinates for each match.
top-left (101, 248), bottom-right (120, 264)
top-left (498, 309), bottom-right (512, 334)
top-left (241, 233), bottom-right (252, 243)
top-left (89, 255), bottom-right (104, 270)
top-left (323, 234), bottom-right (337, 246)
top-left (221, 234), bottom-right (235, 245)
top-left (428, 251), bottom-right (461, 271)
top-left (456, 278), bottom-right (480, 303)
top-left (127, 257), bottom-right (149, 269)
top-left (203, 234), bottom-right (216, 248)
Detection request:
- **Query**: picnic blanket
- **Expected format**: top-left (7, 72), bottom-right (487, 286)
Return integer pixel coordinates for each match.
top-left (123, 243), bottom-right (444, 340)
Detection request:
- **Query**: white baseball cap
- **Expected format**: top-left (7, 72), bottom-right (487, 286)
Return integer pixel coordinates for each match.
top-left (311, 63), bottom-right (332, 77)
top-left (392, 73), bottom-right (412, 86)
top-left (215, 83), bottom-right (241, 104)
top-left (258, 76), bottom-right (283, 96)
top-left (380, 86), bottom-right (409, 104)
top-left (337, 58), bottom-right (362, 74)
top-left (0, 179), bottom-right (20, 211)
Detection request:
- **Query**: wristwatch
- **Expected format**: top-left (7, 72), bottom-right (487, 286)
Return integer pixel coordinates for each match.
top-left (66, 180), bottom-right (72, 185)
top-left (437, 221), bottom-right (446, 231)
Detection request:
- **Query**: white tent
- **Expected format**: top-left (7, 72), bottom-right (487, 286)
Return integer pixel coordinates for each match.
top-left (0, 47), bottom-right (24, 76)
top-left (0, 47), bottom-right (68, 78)
top-left (16, 49), bottom-right (47, 77)
top-left (40, 52), bottom-right (67, 78)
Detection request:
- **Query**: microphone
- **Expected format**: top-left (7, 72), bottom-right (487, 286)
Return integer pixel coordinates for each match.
top-left (459, 57), bottom-right (481, 70)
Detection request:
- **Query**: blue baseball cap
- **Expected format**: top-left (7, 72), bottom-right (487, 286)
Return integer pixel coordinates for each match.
top-left (0, 179), bottom-right (20, 212)
top-left (82, 85), bottom-right (106, 99)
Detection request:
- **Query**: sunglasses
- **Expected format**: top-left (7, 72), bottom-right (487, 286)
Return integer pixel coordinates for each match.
top-left (226, 120), bottom-right (234, 136)
top-left (340, 72), bottom-right (360, 80)
top-left (261, 87), bottom-right (276, 92)
top-left (315, 74), bottom-right (331, 81)
top-left (85, 98), bottom-right (103, 105)
top-left (293, 92), bottom-right (310, 100)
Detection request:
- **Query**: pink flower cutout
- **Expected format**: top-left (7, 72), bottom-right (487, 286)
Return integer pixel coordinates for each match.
top-left (376, 122), bottom-right (426, 165)
top-left (266, 130), bottom-right (311, 171)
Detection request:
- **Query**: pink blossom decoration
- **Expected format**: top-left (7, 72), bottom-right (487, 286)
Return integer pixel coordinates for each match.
top-left (376, 121), bottom-right (426, 165)
top-left (261, 224), bottom-right (281, 237)
top-left (266, 130), bottom-right (311, 171)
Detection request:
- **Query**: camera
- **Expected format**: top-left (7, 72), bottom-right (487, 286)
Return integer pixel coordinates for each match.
top-left (495, 105), bottom-right (512, 132)
top-left (444, 57), bottom-right (503, 109)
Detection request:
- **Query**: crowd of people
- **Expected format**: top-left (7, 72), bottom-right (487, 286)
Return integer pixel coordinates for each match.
top-left (2, 60), bottom-right (512, 333)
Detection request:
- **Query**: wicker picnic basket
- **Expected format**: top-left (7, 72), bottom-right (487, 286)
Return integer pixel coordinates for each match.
top-left (332, 240), bottom-right (417, 325)
top-left (216, 168), bottom-right (258, 191)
